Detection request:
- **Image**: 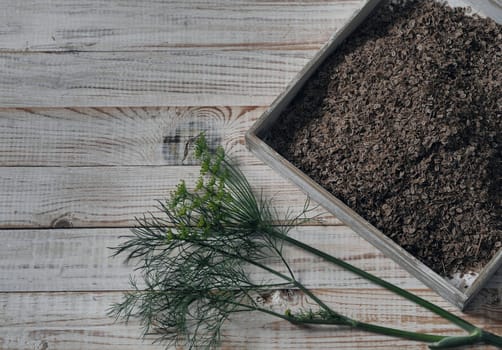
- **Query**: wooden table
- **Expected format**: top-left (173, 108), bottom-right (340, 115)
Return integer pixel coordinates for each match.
top-left (0, 1), bottom-right (500, 349)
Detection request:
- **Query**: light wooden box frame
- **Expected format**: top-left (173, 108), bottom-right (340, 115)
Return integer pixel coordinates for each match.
top-left (245, 0), bottom-right (502, 309)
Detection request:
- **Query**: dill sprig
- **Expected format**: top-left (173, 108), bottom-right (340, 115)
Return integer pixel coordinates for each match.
top-left (109, 133), bottom-right (501, 349)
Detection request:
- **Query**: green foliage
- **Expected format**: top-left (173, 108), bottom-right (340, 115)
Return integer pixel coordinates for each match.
top-left (109, 133), bottom-right (310, 349)
top-left (110, 133), bottom-right (501, 350)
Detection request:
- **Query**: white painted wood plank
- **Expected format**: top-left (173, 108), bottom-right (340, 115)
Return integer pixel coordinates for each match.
top-left (0, 0), bottom-right (365, 52)
top-left (0, 106), bottom-right (263, 166)
top-left (1, 227), bottom-right (499, 310)
top-left (1, 290), bottom-right (500, 350)
top-left (0, 165), bottom-right (340, 228)
top-left (0, 226), bottom-right (439, 292)
top-left (0, 50), bottom-right (313, 107)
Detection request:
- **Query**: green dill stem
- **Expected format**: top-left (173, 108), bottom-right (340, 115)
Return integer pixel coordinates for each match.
top-left (269, 231), bottom-right (477, 333)
top-left (194, 238), bottom-right (336, 316)
top-left (298, 317), bottom-right (446, 343)
top-left (355, 321), bottom-right (446, 343)
top-left (225, 295), bottom-right (450, 344)
top-left (267, 232), bottom-right (502, 347)
top-left (244, 249), bottom-right (338, 317)
top-left (224, 299), bottom-right (298, 323)
top-left (477, 330), bottom-right (502, 348)
top-left (117, 135), bottom-right (502, 348)
top-left (196, 238), bottom-right (459, 345)
top-left (292, 281), bottom-right (336, 315)
top-left (428, 330), bottom-right (483, 349)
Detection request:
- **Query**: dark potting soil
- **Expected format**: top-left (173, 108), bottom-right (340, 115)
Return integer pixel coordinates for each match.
top-left (268, 0), bottom-right (501, 277)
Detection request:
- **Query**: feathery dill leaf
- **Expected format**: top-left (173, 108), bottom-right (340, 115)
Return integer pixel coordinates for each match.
top-left (109, 133), bottom-right (502, 350)
top-left (109, 133), bottom-right (309, 349)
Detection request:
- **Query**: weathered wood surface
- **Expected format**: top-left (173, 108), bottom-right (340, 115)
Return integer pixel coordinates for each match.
top-left (0, 165), bottom-right (339, 228)
top-left (0, 1), bottom-right (372, 108)
top-left (1, 290), bottom-right (500, 350)
top-left (1, 226), bottom-right (500, 312)
top-left (0, 226), bottom-right (452, 292)
top-left (0, 50), bottom-right (315, 107)
top-left (1, 0), bottom-right (500, 349)
top-left (0, 0), bottom-right (364, 52)
top-left (0, 106), bottom-right (262, 166)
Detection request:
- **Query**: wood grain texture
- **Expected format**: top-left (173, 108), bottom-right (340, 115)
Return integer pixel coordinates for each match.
top-left (0, 106), bottom-right (263, 166)
top-left (2, 0), bottom-right (501, 348)
top-left (1, 226), bottom-right (499, 313)
top-left (0, 165), bottom-right (340, 228)
top-left (0, 226), bottom-right (436, 292)
top-left (1, 290), bottom-right (500, 350)
top-left (0, 0), bottom-right (365, 52)
top-left (0, 50), bottom-right (313, 107)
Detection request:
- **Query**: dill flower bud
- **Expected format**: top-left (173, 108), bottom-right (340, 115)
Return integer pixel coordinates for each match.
top-left (197, 216), bottom-right (205, 228)
top-left (200, 157), bottom-right (210, 175)
top-left (166, 228), bottom-right (174, 242)
top-left (215, 145), bottom-right (225, 159)
top-left (177, 206), bottom-right (187, 217)
top-left (194, 133), bottom-right (208, 159)
top-left (211, 156), bottom-right (222, 174)
top-left (194, 176), bottom-right (204, 191)
top-left (175, 180), bottom-right (187, 197)
top-left (170, 180), bottom-right (188, 209)
top-left (216, 182), bottom-right (226, 201)
top-left (179, 225), bottom-right (189, 239)
top-left (191, 196), bottom-right (201, 210)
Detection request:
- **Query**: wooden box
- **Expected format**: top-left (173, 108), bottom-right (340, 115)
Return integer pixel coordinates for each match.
top-left (246, 0), bottom-right (502, 309)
